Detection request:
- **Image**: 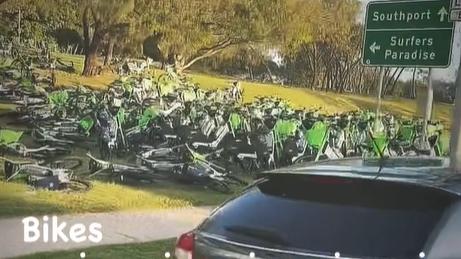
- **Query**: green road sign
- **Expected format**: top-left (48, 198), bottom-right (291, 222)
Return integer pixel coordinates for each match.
top-left (363, 0), bottom-right (455, 67)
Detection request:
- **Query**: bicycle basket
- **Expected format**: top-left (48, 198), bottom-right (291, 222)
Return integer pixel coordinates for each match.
top-left (0, 129), bottom-right (24, 145)
top-left (305, 121), bottom-right (328, 150)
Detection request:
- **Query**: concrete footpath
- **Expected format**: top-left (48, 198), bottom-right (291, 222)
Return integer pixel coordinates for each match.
top-left (0, 207), bottom-right (213, 258)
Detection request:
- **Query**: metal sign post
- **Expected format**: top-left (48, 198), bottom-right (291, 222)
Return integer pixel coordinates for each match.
top-left (374, 67), bottom-right (386, 133)
top-left (450, 29), bottom-right (461, 172)
top-left (450, 63), bottom-right (461, 171)
top-left (376, 67), bottom-right (385, 117)
top-left (425, 68), bottom-right (434, 122)
top-left (17, 9), bottom-right (21, 44)
top-left (452, 9), bottom-right (461, 20)
top-left (423, 68), bottom-right (434, 139)
top-left (452, 0), bottom-right (461, 21)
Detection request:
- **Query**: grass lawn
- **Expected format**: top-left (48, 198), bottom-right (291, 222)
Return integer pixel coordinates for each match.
top-left (54, 53), bottom-right (85, 74)
top-left (17, 239), bottom-right (175, 259)
top-left (38, 52), bottom-right (118, 90)
top-left (191, 72), bottom-right (454, 128)
top-left (52, 70), bottom-right (118, 90)
top-left (0, 103), bottom-right (17, 115)
top-left (0, 148), bottom-right (234, 218)
top-left (0, 179), bottom-right (233, 218)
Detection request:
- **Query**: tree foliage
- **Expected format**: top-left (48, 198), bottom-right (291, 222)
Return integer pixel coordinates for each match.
top-left (281, 0), bottom-right (364, 91)
top-left (0, 0), bottom-right (79, 43)
top-left (135, 0), bottom-right (284, 71)
top-left (0, 0), bottom-right (417, 98)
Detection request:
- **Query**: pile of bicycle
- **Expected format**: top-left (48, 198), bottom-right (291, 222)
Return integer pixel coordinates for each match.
top-left (0, 62), bottom-right (445, 192)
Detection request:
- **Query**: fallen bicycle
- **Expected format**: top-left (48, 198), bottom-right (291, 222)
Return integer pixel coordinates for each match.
top-left (2, 157), bottom-right (90, 192)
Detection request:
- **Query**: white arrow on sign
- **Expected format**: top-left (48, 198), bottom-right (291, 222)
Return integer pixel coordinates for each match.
top-left (370, 42), bottom-right (381, 54)
top-left (438, 7), bottom-right (448, 22)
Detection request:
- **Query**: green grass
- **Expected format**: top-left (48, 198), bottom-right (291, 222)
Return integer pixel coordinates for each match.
top-left (0, 179), bottom-right (234, 218)
top-left (0, 58), bottom-right (12, 68)
top-left (0, 141), bottom-right (234, 218)
top-left (190, 72), bottom-right (453, 128)
top-left (17, 239), bottom-right (175, 259)
top-left (52, 70), bottom-right (118, 90)
top-left (35, 53), bottom-right (118, 90)
top-left (54, 53), bottom-right (85, 74)
top-left (0, 181), bottom-right (182, 218)
top-left (0, 139), bottom-right (236, 218)
top-left (0, 103), bottom-right (17, 115)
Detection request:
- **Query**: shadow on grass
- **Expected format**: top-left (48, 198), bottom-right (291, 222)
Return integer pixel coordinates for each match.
top-left (343, 96), bottom-right (418, 117)
top-left (116, 178), bottom-right (236, 207)
top-left (0, 160), bottom-right (234, 218)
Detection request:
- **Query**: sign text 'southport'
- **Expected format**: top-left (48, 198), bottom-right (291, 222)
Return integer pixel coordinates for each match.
top-left (372, 10), bottom-right (432, 23)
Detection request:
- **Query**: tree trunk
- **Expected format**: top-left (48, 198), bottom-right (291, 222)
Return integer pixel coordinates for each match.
top-left (384, 68), bottom-right (399, 95)
top-left (82, 7), bottom-right (105, 77)
top-left (83, 50), bottom-right (99, 76)
top-left (369, 67), bottom-right (379, 94)
top-left (82, 27), bottom-right (105, 76)
top-left (83, 30), bottom-right (105, 77)
top-left (358, 68), bottom-right (364, 94)
top-left (104, 40), bottom-right (115, 66)
top-left (140, 42), bottom-right (144, 58)
top-left (174, 55), bottom-right (186, 73)
top-left (389, 68), bottom-right (404, 96)
top-left (17, 9), bottom-right (21, 44)
top-left (312, 45), bottom-right (317, 88)
top-left (264, 62), bottom-right (273, 83)
top-left (175, 40), bottom-right (234, 72)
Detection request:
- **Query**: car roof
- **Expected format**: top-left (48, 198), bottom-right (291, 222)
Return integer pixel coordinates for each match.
top-left (260, 157), bottom-right (461, 196)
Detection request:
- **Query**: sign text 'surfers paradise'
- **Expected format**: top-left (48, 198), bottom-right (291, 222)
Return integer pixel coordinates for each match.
top-left (363, 0), bottom-right (455, 67)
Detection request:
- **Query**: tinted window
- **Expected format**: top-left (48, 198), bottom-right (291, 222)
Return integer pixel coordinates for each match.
top-left (200, 175), bottom-right (458, 258)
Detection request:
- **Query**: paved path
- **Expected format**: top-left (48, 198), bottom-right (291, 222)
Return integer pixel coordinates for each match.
top-left (0, 207), bottom-right (213, 258)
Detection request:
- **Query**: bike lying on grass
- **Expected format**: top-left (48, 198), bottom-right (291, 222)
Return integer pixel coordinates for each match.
top-left (2, 157), bottom-right (89, 192)
top-left (87, 143), bottom-right (248, 193)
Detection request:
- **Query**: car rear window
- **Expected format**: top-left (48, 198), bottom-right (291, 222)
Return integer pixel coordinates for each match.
top-left (200, 174), bottom-right (458, 258)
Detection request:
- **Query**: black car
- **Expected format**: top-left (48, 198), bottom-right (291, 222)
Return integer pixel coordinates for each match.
top-left (175, 157), bottom-right (461, 259)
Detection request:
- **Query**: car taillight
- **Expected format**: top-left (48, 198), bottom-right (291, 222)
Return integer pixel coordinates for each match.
top-left (175, 231), bottom-right (195, 259)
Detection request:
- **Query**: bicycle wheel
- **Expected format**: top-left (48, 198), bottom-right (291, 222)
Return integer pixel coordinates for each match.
top-left (62, 179), bottom-right (92, 192)
top-left (99, 140), bottom-right (112, 160)
top-left (226, 175), bottom-right (248, 186)
top-left (149, 172), bottom-right (172, 181)
top-left (293, 155), bottom-right (315, 164)
top-left (48, 157), bottom-right (83, 170)
top-left (208, 180), bottom-right (231, 194)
